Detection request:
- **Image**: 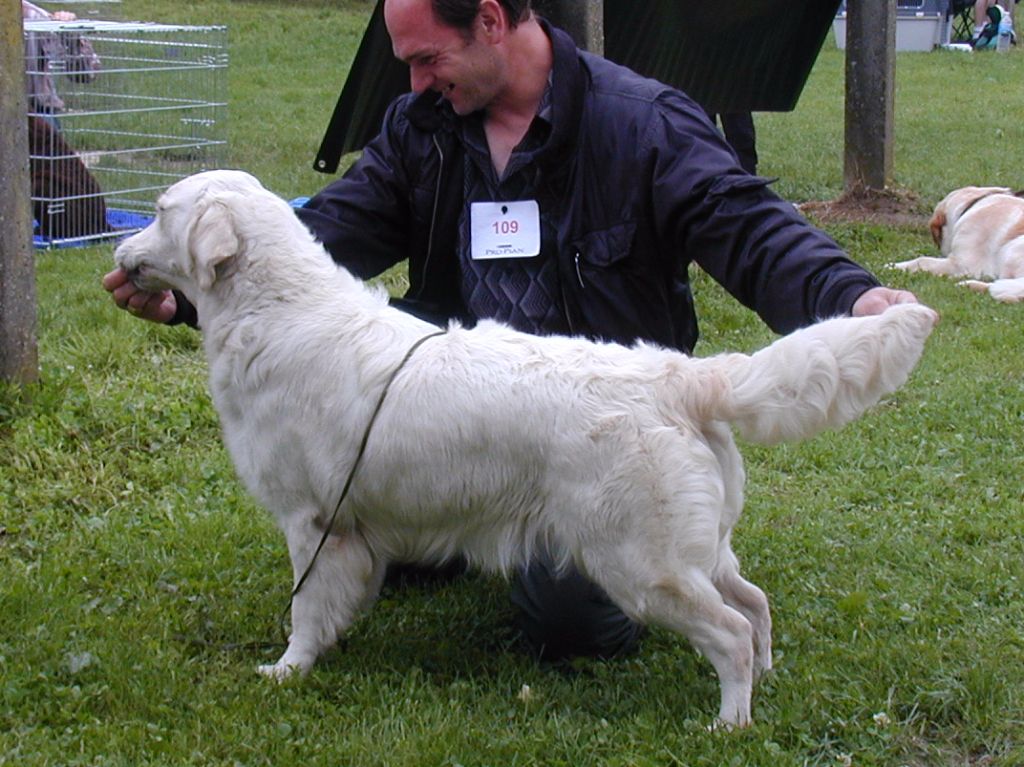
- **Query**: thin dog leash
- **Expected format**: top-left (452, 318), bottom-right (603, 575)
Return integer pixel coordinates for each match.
top-left (276, 329), bottom-right (447, 644)
top-left (178, 329), bottom-right (446, 655)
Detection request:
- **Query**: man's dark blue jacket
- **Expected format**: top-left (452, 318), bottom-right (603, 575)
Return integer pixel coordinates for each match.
top-left (296, 22), bottom-right (879, 354)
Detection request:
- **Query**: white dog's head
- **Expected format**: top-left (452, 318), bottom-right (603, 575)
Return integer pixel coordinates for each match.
top-left (114, 169), bottom-right (286, 296)
top-left (929, 185), bottom-right (1012, 248)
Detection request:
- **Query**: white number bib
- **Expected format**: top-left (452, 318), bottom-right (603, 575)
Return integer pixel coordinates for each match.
top-left (470, 200), bottom-right (541, 260)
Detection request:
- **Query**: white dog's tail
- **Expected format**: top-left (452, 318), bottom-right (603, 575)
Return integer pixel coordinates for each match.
top-left (697, 304), bottom-right (937, 445)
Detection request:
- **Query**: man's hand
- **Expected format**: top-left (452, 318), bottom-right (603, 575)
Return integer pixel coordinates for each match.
top-left (102, 268), bottom-right (177, 323)
top-left (851, 286), bottom-right (919, 317)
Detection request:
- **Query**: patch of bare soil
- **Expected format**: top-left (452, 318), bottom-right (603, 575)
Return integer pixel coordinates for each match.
top-left (798, 186), bottom-right (930, 229)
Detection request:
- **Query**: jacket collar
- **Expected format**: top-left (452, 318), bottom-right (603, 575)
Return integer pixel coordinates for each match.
top-left (538, 19), bottom-right (584, 163)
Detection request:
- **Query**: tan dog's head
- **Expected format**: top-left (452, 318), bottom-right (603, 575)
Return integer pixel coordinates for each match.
top-left (114, 169), bottom-right (270, 297)
top-left (929, 186), bottom-right (1012, 249)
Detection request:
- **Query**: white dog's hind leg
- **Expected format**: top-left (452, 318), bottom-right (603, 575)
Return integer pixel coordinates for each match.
top-left (595, 561), bottom-right (754, 727)
top-left (701, 424), bottom-right (771, 680)
top-left (988, 277), bottom-right (1024, 302)
top-left (258, 518), bottom-right (382, 681)
top-left (713, 547), bottom-right (771, 681)
top-left (960, 277), bottom-right (1024, 302)
top-left (651, 575), bottom-right (754, 727)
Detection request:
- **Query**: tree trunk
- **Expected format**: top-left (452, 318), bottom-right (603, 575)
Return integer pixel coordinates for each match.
top-left (844, 0), bottom-right (895, 192)
top-left (1, 0), bottom-right (39, 384)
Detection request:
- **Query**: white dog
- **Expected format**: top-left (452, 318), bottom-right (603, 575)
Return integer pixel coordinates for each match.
top-left (890, 185), bottom-right (1024, 303)
top-left (114, 170), bottom-right (937, 727)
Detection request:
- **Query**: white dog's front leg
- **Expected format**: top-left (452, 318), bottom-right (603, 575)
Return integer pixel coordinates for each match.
top-left (888, 256), bottom-right (959, 276)
top-left (258, 638), bottom-right (319, 682)
top-left (258, 517), bottom-right (382, 681)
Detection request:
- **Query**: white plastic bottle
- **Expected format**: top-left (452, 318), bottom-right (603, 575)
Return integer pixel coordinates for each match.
top-left (997, 11), bottom-right (1012, 52)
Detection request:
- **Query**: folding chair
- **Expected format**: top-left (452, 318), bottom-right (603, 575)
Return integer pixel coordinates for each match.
top-left (949, 0), bottom-right (975, 41)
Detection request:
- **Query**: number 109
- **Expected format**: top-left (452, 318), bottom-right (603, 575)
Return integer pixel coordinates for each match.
top-left (492, 220), bottom-right (519, 235)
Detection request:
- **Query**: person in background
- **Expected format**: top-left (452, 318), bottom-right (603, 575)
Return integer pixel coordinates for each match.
top-left (22, 0), bottom-right (101, 115)
top-left (971, 0), bottom-right (1015, 47)
top-left (104, 0), bottom-right (919, 662)
top-left (701, 109), bottom-right (758, 175)
top-left (22, 1), bottom-right (108, 239)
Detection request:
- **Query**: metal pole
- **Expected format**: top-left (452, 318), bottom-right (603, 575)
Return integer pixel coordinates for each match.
top-left (1, 0), bottom-right (39, 384)
top-left (843, 0), bottom-right (895, 192)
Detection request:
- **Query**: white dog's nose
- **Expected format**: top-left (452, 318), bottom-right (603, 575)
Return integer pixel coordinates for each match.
top-left (113, 244), bottom-right (129, 270)
top-left (113, 239), bottom-right (141, 280)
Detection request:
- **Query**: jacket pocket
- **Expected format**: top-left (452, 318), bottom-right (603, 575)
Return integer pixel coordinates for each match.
top-left (570, 220), bottom-right (637, 287)
top-left (561, 219), bottom-right (658, 346)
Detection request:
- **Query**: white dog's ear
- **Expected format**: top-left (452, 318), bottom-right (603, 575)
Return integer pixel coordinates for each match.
top-left (188, 195), bottom-right (240, 291)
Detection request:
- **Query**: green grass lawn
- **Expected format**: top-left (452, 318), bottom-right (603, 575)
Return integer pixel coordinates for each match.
top-left (2, 2), bottom-right (1023, 765)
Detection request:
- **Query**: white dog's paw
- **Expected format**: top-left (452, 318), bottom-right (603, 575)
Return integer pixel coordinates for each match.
top-left (706, 714), bottom-right (750, 732)
top-left (256, 641), bottom-right (319, 682)
top-left (886, 259), bottom-right (917, 272)
top-left (958, 279), bottom-right (990, 293)
top-left (257, 660), bottom-right (303, 682)
top-left (753, 651), bottom-right (773, 683)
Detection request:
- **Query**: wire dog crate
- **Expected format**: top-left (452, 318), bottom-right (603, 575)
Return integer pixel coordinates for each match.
top-left (23, 20), bottom-right (228, 248)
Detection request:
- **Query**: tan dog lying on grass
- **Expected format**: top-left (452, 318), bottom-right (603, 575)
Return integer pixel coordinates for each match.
top-left (891, 186), bottom-right (1024, 303)
top-left (114, 170), bottom-right (938, 728)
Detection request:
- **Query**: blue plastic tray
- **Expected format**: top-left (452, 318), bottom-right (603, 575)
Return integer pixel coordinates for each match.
top-left (33, 208), bottom-right (155, 249)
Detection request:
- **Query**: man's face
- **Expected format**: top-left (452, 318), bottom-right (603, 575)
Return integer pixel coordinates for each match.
top-left (384, 0), bottom-right (503, 115)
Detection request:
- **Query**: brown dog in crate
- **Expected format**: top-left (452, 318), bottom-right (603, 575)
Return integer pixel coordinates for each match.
top-left (29, 116), bottom-right (110, 240)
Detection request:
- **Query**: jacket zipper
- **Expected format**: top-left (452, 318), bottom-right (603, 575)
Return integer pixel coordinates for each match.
top-left (559, 279), bottom-right (578, 336)
top-left (414, 134), bottom-right (445, 299)
top-left (558, 248), bottom-right (584, 336)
